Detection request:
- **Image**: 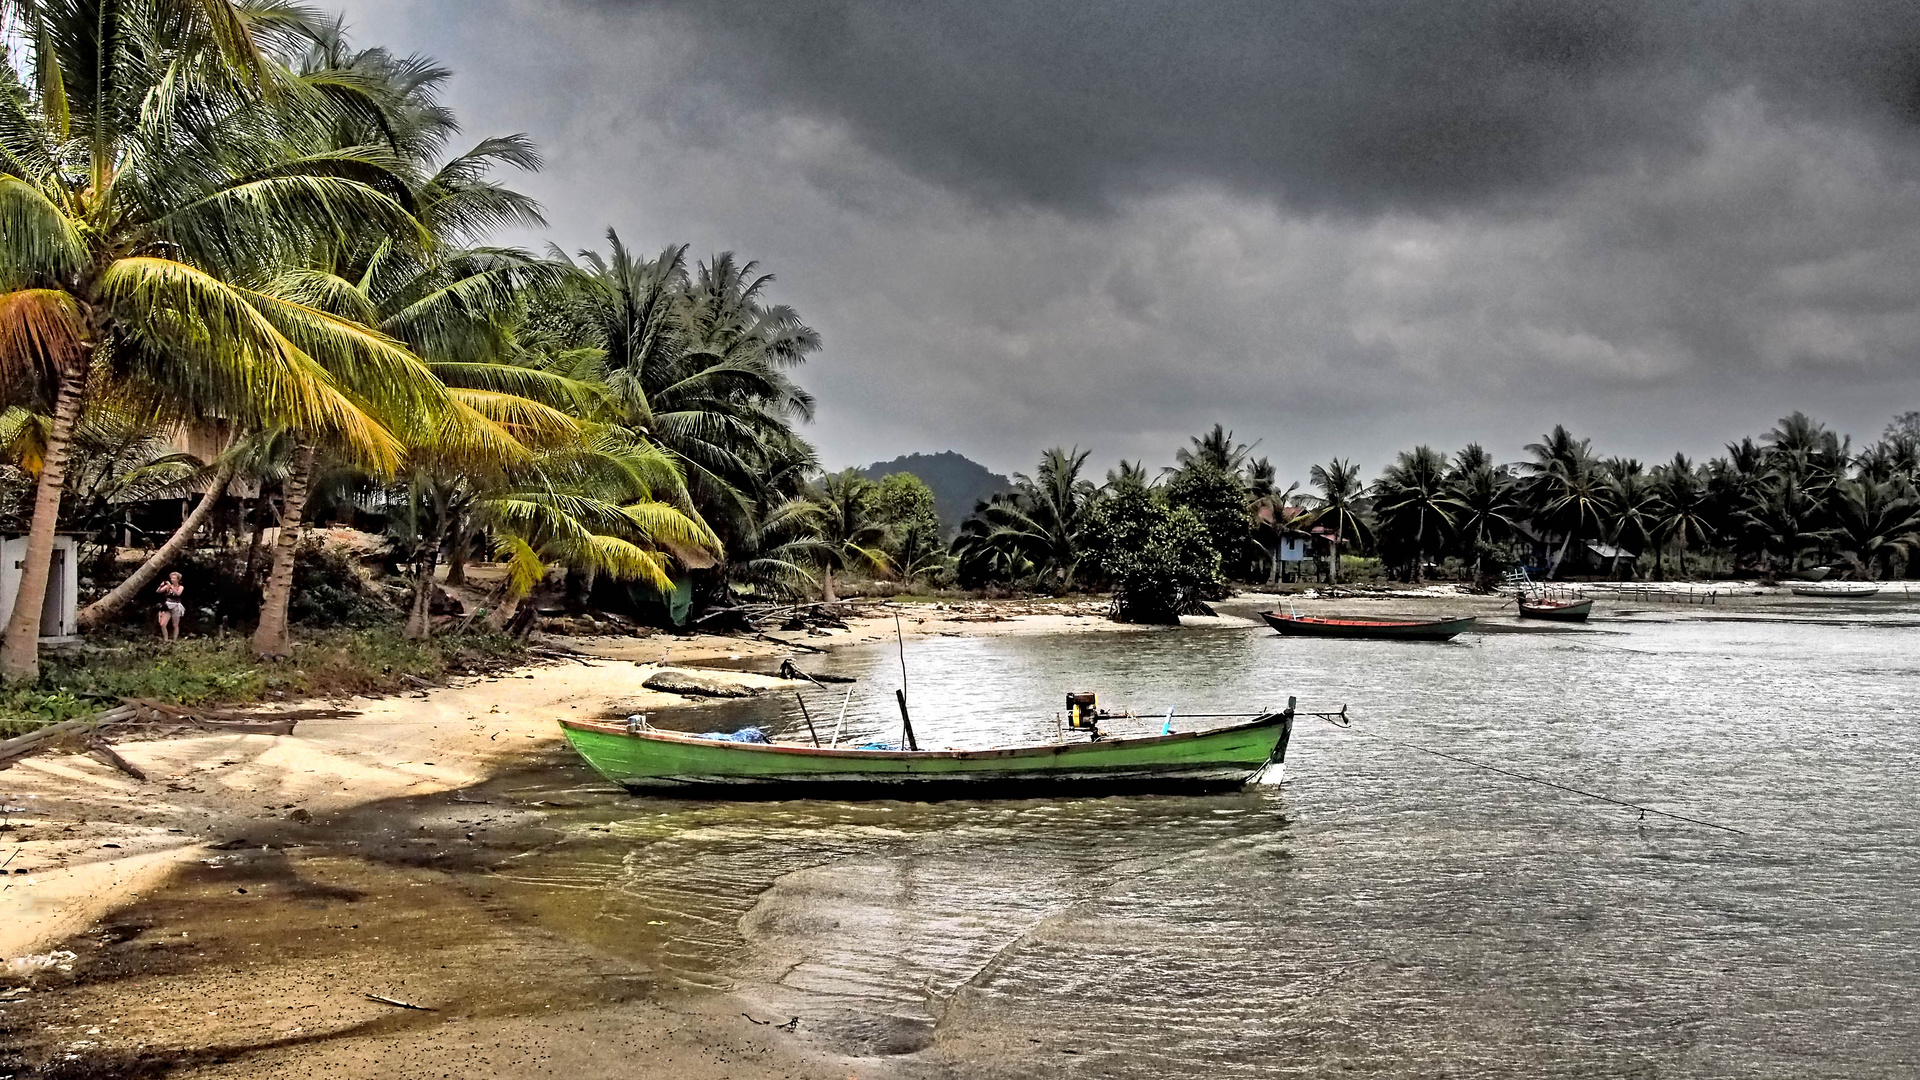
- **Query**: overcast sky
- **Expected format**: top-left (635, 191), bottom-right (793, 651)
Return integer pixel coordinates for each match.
top-left (336, 0), bottom-right (1920, 481)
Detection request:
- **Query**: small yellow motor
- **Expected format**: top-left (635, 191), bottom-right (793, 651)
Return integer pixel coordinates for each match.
top-left (1065, 691), bottom-right (1099, 730)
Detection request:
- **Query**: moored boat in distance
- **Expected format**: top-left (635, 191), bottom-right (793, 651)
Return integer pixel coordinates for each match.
top-left (560, 703), bottom-right (1295, 797)
top-left (1517, 595), bottom-right (1594, 621)
top-left (1260, 611), bottom-right (1476, 641)
top-left (1790, 583), bottom-right (1880, 598)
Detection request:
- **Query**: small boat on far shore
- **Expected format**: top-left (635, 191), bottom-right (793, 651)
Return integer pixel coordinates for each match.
top-left (1517, 595), bottom-right (1594, 621)
top-left (1260, 611), bottom-right (1476, 641)
top-left (1790, 583), bottom-right (1880, 598)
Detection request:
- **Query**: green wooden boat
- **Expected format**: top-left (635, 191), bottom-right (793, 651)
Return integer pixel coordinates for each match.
top-left (559, 703), bottom-right (1294, 797)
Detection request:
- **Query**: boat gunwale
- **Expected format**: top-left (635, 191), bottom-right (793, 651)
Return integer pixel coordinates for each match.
top-left (558, 711), bottom-right (1288, 762)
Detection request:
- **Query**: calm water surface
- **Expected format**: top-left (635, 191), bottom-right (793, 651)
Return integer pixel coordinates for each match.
top-left (496, 607), bottom-right (1920, 1077)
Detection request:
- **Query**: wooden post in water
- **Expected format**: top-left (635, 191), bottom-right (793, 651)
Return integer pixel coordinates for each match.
top-left (794, 691), bottom-right (822, 747)
top-left (894, 614), bottom-right (919, 750)
top-left (895, 689), bottom-right (919, 751)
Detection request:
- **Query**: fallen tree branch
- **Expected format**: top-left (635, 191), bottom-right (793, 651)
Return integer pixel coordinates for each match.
top-left (85, 736), bottom-right (147, 781)
top-left (0, 704), bottom-right (138, 770)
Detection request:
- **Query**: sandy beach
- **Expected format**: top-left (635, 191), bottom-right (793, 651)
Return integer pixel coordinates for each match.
top-left (0, 584), bottom-right (1896, 1077)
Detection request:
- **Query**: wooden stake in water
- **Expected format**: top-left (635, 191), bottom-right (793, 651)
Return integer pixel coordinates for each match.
top-left (894, 614), bottom-right (919, 751)
top-left (794, 691), bottom-right (821, 747)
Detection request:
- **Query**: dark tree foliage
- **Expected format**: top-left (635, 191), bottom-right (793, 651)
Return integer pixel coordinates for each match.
top-left (1164, 462), bottom-right (1254, 584)
top-left (1084, 486), bottom-right (1220, 624)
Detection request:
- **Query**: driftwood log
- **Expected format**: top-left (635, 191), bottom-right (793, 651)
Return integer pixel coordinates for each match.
top-left (641, 669), bottom-right (763, 698)
top-left (0, 704), bottom-right (139, 770)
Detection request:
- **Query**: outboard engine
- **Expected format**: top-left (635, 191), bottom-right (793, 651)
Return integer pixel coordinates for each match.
top-left (1066, 691), bottom-right (1102, 737)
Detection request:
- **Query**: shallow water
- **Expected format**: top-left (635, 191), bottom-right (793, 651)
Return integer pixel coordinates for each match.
top-left (497, 606), bottom-right (1920, 1077)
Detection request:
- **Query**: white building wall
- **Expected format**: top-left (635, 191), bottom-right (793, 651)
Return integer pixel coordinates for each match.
top-left (0, 535), bottom-right (80, 639)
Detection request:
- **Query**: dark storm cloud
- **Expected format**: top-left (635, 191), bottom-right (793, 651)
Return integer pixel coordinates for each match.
top-left (594, 0), bottom-right (1920, 215)
top-left (339, 0), bottom-right (1920, 478)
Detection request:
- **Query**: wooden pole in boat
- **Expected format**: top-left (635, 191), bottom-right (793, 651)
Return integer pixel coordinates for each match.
top-left (830, 687), bottom-right (852, 748)
top-left (894, 613), bottom-right (918, 750)
top-left (794, 691), bottom-right (822, 747)
top-left (895, 689), bottom-right (919, 751)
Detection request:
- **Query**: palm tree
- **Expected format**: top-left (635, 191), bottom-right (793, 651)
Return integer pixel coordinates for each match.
top-left (1172, 423), bottom-right (1255, 477)
top-left (1822, 478), bottom-right (1920, 580)
top-left (1106, 459), bottom-right (1151, 491)
top-left (1304, 458), bottom-right (1371, 585)
top-left (958, 448), bottom-right (1099, 591)
top-left (726, 495), bottom-right (827, 598)
top-left (1601, 459), bottom-right (1664, 580)
top-left (475, 435), bottom-right (721, 631)
top-left (1739, 470), bottom-right (1826, 576)
top-left (1446, 458), bottom-right (1522, 578)
top-left (1518, 427), bottom-right (1610, 578)
top-left (1651, 454), bottom-right (1714, 578)
top-left (805, 469), bottom-right (888, 602)
top-left (1372, 446), bottom-right (1455, 582)
top-left (1, 1), bottom-right (433, 680)
top-left (1246, 457), bottom-right (1300, 585)
top-left (527, 234), bottom-right (819, 548)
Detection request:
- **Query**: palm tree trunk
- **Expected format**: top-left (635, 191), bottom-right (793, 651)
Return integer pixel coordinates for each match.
top-left (0, 368), bottom-right (85, 684)
top-left (242, 510), bottom-right (268, 582)
top-left (252, 444), bottom-right (315, 658)
top-left (822, 565), bottom-right (837, 603)
top-left (1328, 529), bottom-right (1342, 586)
top-left (404, 520), bottom-right (448, 641)
top-left (444, 522), bottom-right (469, 587)
top-left (1547, 531), bottom-right (1574, 579)
top-left (485, 591), bottom-right (522, 632)
top-left (78, 460), bottom-right (238, 629)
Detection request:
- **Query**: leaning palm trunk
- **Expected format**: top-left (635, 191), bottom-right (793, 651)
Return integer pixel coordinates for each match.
top-left (79, 460), bottom-right (239, 629)
top-left (0, 367), bottom-right (86, 683)
top-left (252, 445), bottom-right (316, 658)
top-left (1547, 531), bottom-right (1574, 579)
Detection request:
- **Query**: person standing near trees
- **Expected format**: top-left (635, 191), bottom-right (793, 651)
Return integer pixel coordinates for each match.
top-left (156, 573), bottom-right (186, 642)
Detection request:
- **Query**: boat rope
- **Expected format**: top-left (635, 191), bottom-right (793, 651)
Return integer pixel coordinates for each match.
top-left (1312, 712), bottom-right (1749, 836)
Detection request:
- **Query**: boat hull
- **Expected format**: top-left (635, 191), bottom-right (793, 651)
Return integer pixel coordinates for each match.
top-left (1791, 585), bottom-right (1879, 598)
top-left (1260, 611), bottom-right (1475, 641)
top-left (560, 712), bottom-right (1293, 797)
top-left (1518, 597), bottom-right (1593, 621)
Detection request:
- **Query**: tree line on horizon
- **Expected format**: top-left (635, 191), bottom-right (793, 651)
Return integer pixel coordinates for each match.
top-left (926, 410), bottom-right (1920, 619)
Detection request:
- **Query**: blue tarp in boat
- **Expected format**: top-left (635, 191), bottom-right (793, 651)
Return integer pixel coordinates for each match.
top-left (695, 727), bottom-right (770, 743)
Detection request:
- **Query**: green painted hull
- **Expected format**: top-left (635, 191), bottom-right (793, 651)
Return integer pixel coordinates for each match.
top-left (560, 710), bottom-right (1293, 797)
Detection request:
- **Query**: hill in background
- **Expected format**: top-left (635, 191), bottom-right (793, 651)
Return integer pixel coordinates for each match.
top-left (856, 451), bottom-right (1012, 535)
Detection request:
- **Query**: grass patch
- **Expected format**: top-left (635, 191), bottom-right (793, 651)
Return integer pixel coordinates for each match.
top-left (0, 627), bottom-right (524, 735)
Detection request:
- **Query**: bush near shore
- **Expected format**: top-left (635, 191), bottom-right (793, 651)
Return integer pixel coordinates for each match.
top-left (0, 629), bottom-right (522, 735)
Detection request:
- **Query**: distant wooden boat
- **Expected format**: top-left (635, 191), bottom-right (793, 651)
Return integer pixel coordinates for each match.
top-left (1260, 611), bottom-right (1475, 641)
top-left (560, 705), bottom-right (1295, 796)
top-left (1790, 583), bottom-right (1880, 598)
top-left (1517, 596), bottom-right (1593, 621)
top-left (1785, 566), bottom-right (1835, 582)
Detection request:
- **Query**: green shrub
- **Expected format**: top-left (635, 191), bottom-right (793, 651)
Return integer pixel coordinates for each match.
top-left (0, 628), bottom-right (521, 730)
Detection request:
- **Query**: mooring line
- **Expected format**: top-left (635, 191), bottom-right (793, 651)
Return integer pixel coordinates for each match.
top-left (1318, 715), bottom-right (1748, 836)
